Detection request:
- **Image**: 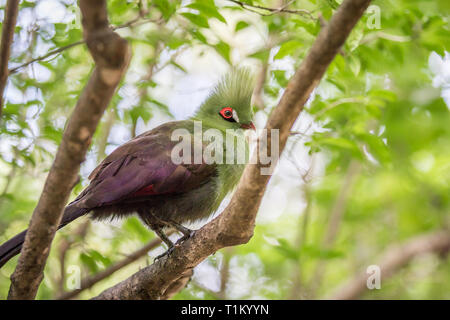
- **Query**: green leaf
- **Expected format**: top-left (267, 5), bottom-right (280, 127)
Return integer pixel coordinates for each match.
top-left (80, 253), bottom-right (99, 273)
top-left (166, 36), bottom-right (186, 50)
top-left (301, 245), bottom-right (344, 259)
top-left (274, 40), bottom-right (302, 60)
top-left (170, 61), bottom-right (187, 73)
top-left (181, 12), bottom-right (209, 28)
top-left (369, 89), bottom-right (397, 102)
top-left (3, 103), bottom-right (21, 116)
top-left (148, 98), bottom-right (173, 117)
top-left (21, 153), bottom-right (36, 167)
top-left (43, 125), bottom-right (63, 144)
top-left (319, 137), bottom-right (360, 155)
top-left (347, 55), bottom-right (361, 76)
top-left (186, 2), bottom-right (226, 24)
top-left (21, 1), bottom-right (36, 8)
top-left (359, 133), bottom-right (391, 164)
top-left (87, 249), bottom-right (112, 267)
top-left (273, 239), bottom-right (299, 260)
top-left (129, 105), bottom-right (152, 124)
top-left (235, 21), bottom-right (250, 32)
top-left (123, 217), bottom-right (153, 242)
top-left (292, 18), bottom-right (320, 35)
top-left (190, 29), bottom-right (207, 43)
top-left (272, 70), bottom-right (289, 87)
top-left (308, 99), bottom-right (327, 115)
top-left (214, 41), bottom-right (231, 64)
top-left (366, 103), bottom-right (382, 118)
top-left (154, 0), bottom-right (177, 20)
top-left (248, 48), bottom-right (270, 61)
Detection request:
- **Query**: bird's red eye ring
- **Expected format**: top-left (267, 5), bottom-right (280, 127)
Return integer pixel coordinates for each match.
top-left (219, 107), bottom-right (233, 119)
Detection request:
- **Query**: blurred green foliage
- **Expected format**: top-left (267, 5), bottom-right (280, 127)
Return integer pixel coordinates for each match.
top-left (0, 0), bottom-right (449, 299)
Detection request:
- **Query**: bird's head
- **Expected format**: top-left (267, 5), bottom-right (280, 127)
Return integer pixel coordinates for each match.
top-left (194, 68), bottom-right (255, 131)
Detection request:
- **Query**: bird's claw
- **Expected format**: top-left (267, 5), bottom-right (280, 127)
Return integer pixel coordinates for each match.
top-left (154, 230), bottom-right (195, 262)
top-left (175, 230), bottom-right (195, 246)
top-left (155, 245), bottom-right (175, 261)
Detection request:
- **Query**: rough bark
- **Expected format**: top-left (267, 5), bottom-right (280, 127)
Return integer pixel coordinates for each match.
top-left (0, 0), bottom-right (20, 117)
top-left (330, 231), bottom-right (450, 300)
top-left (92, 0), bottom-right (372, 300)
top-left (8, 0), bottom-right (130, 299)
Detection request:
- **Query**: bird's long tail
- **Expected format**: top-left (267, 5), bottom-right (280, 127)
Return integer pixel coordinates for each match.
top-left (0, 204), bottom-right (88, 268)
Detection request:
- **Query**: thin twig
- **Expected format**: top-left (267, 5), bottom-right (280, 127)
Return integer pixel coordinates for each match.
top-left (55, 221), bottom-right (90, 295)
top-left (360, 31), bottom-right (411, 45)
top-left (8, 16), bottom-right (161, 75)
top-left (8, 41), bottom-right (84, 75)
top-left (218, 248), bottom-right (232, 299)
top-left (252, 57), bottom-right (269, 110)
top-left (96, 108), bottom-right (116, 161)
top-left (228, 0), bottom-right (316, 20)
top-left (57, 235), bottom-right (169, 300)
top-left (314, 97), bottom-right (367, 118)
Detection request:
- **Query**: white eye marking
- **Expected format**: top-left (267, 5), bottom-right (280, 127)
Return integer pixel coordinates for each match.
top-left (232, 110), bottom-right (240, 123)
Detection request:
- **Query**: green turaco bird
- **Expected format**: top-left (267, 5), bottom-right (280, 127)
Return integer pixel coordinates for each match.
top-left (0, 68), bottom-right (255, 267)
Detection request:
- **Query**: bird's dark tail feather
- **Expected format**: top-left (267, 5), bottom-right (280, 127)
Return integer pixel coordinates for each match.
top-left (0, 205), bottom-right (88, 268)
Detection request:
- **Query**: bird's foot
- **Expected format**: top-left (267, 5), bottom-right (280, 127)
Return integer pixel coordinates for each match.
top-left (175, 229), bottom-right (195, 246)
top-left (155, 245), bottom-right (175, 261)
top-left (163, 219), bottom-right (194, 238)
top-left (152, 223), bottom-right (195, 261)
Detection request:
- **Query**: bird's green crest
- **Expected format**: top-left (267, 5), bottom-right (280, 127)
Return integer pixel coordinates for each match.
top-left (193, 68), bottom-right (255, 130)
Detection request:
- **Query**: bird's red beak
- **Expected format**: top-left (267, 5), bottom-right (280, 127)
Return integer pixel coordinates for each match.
top-left (240, 122), bottom-right (256, 130)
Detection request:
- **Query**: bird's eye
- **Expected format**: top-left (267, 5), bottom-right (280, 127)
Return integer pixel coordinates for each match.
top-left (219, 107), bottom-right (236, 122)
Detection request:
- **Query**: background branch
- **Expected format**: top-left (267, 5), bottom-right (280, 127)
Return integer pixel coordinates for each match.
top-left (7, 0), bottom-right (130, 299)
top-left (0, 0), bottom-right (20, 117)
top-left (330, 231), bottom-right (450, 300)
top-left (228, 0), bottom-right (315, 19)
top-left (308, 160), bottom-right (361, 297)
top-left (91, 0), bottom-right (372, 300)
top-left (252, 51), bottom-right (269, 110)
top-left (8, 40), bottom-right (84, 75)
top-left (57, 234), bottom-right (170, 300)
top-left (55, 221), bottom-right (90, 296)
top-left (7, 15), bottom-right (160, 75)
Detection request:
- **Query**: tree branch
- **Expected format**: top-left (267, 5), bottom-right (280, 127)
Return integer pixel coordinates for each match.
top-left (329, 231), bottom-right (450, 300)
top-left (92, 0), bottom-right (372, 300)
top-left (0, 0), bottom-right (20, 117)
top-left (7, 0), bottom-right (130, 300)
